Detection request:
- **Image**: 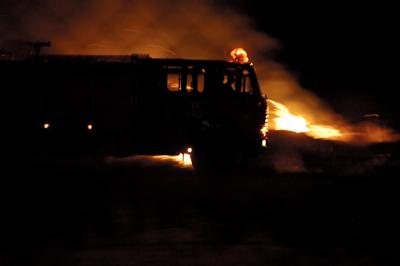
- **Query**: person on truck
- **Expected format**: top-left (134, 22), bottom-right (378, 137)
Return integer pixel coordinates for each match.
top-left (220, 72), bottom-right (236, 94)
top-left (210, 70), bottom-right (234, 95)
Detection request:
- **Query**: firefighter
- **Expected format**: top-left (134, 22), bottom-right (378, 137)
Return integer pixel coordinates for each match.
top-left (221, 72), bottom-right (236, 93)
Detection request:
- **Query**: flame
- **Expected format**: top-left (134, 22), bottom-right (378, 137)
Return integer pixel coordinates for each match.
top-left (151, 147), bottom-right (193, 167)
top-left (178, 153), bottom-right (193, 166)
top-left (150, 154), bottom-right (192, 168)
top-left (230, 48), bottom-right (249, 63)
top-left (107, 154), bottom-right (192, 168)
top-left (267, 99), bottom-right (342, 139)
top-left (268, 100), bottom-right (309, 133)
top-left (308, 125), bottom-right (342, 139)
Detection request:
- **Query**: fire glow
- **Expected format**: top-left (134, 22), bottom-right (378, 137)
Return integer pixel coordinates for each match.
top-left (230, 48), bottom-right (249, 63)
top-left (267, 99), bottom-right (342, 139)
top-left (152, 153), bottom-right (192, 168)
top-left (151, 147), bottom-right (193, 167)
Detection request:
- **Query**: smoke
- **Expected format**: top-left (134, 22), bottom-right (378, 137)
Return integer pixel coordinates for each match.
top-left (256, 61), bottom-right (348, 127)
top-left (0, 0), bottom-right (276, 57)
top-left (0, 0), bottom-right (345, 125)
top-left (1, 0), bottom-right (397, 146)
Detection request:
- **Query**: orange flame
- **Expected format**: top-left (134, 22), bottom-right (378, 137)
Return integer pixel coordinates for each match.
top-left (150, 153), bottom-right (192, 168)
top-left (267, 99), bottom-right (342, 139)
top-left (268, 100), bottom-right (309, 133)
top-left (308, 125), bottom-right (343, 139)
top-left (178, 153), bottom-right (193, 166)
top-left (230, 48), bottom-right (249, 63)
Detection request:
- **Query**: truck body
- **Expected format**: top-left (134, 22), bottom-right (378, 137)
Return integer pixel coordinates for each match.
top-left (1, 54), bottom-right (267, 169)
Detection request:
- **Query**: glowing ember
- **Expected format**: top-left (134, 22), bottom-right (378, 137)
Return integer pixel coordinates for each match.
top-left (156, 147), bottom-right (193, 167)
top-left (262, 139), bottom-right (267, 147)
top-left (261, 124), bottom-right (268, 139)
top-left (179, 153), bottom-right (193, 166)
top-left (308, 125), bottom-right (342, 139)
top-left (151, 153), bottom-right (192, 168)
top-left (43, 123), bottom-right (50, 129)
top-left (230, 48), bottom-right (249, 63)
top-left (267, 99), bottom-right (342, 139)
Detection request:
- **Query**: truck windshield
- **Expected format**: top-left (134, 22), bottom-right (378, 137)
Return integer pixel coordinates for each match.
top-left (202, 65), bottom-right (259, 95)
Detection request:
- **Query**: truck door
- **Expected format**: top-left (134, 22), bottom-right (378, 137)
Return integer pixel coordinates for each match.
top-left (133, 64), bottom-right (187, 154)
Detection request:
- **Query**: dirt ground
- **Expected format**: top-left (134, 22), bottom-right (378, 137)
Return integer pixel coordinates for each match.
top-left (1, 139), bottom-right (399, 265)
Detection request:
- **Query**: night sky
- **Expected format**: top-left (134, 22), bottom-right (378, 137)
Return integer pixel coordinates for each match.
top-left (231, 1), bottom-right (399, 122)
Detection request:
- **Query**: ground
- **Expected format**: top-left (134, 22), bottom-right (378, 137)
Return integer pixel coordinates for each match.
top-left (1, 135), bottom-right (399, 265)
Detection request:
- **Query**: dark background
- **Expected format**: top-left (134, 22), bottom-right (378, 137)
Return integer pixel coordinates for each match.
top-left (226, 0), bottom-right (399, 124)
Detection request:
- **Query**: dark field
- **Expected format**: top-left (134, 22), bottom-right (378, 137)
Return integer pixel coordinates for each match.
top-left (1, 135), bottom-right (399, 266)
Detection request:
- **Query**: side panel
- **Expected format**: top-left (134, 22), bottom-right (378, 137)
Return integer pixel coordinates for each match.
top-left (133, 63), bottom-right (187, 154)
top-left (19, 61), bottom-right (136, 156)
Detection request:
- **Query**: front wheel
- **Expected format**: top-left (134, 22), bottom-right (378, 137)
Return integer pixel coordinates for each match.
top-left (190, 141), bottom-right (244, 173)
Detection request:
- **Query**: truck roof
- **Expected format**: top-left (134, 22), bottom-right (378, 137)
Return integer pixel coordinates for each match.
top-left (2, 54), bottom-right (252, 68)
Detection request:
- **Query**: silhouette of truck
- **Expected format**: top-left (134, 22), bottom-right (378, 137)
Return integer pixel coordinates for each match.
top-left (1, 51), bottom-right (267, 170)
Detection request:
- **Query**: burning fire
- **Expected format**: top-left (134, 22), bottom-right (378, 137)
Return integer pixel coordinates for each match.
top-left (268, 100), bottom-right (308, 133)
top-left (151, 147), bottom-right (193, 168)
top-left (146, 153), bottom-right (192, 168)
top-left (266, 99), bottom-right (400, 143)
top-left (267, 99), bottom-right (342, 139)
top-left (230, 48), bottom-right (249, 63)
top-left (178, 152), bottom-right (193, 166)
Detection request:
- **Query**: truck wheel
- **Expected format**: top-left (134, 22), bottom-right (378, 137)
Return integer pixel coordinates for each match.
top-left (190, 144), bottom-right (240, 173)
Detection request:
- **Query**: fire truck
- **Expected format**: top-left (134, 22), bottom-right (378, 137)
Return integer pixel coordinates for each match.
top-left (1, 45), bottom-right (267, 170)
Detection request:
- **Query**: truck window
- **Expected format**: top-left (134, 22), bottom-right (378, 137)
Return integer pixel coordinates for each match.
top-left (243, 76), bottom-right (253, 93)
top-left (198, 72), bottom-right (204, 93)
top-left (221, 69), bottom-right (238, 93)
top-left (187, 67), bottom-right (205, 93)
top-left (187, 74), bottom-right (194, 92)
top-left (167, 73), bottom-right (181, 91)
top-left (241, 69), bottom-right (254, 94)
top-left (164, 65), bottom-right (186, 92)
